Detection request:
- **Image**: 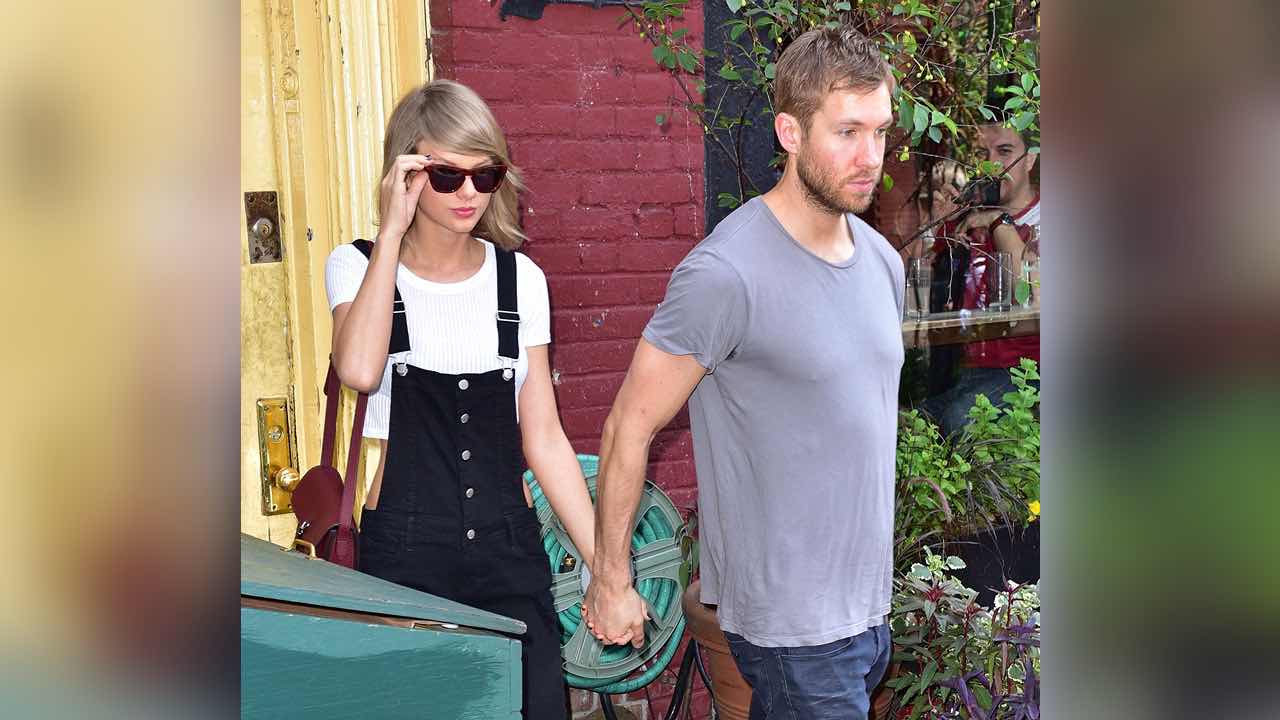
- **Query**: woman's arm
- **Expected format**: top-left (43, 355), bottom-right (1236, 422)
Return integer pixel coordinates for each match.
top-left (518, 344), bottom-right (596, 567)
top-left (331, 154), bottom-right (431, 392)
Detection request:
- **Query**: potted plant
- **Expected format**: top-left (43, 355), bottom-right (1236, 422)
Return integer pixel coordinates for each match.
top-left (879, 548), bottom-right (1040, 719)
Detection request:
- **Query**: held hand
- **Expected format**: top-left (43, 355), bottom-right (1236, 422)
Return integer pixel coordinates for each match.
top-left (378, 154), bottom-right (432, 240)
top-left (582, 577), bottom-right (649, 649)
top-left (957, 208), bottom-right (1001, 234)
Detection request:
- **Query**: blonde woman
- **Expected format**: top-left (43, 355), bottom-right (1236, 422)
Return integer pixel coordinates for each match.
top-left (325, 80), bottom-right (592, 719)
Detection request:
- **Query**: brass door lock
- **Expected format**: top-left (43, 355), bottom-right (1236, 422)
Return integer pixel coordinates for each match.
top-left (256, 397), bottom-right (298, 515)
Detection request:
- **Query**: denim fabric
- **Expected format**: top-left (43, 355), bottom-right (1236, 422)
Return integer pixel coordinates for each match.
top-left (920, 366), bottom-right (1028, 437)
top-left (725, 623), bottom-right (891, 720)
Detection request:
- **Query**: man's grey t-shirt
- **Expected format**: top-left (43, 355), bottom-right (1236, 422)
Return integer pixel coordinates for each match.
top-left (643, 196), bottom-right (905, 647)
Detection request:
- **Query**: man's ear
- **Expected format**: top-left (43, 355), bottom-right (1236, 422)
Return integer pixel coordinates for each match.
top-left (775, 112), bottom-right (805, 155)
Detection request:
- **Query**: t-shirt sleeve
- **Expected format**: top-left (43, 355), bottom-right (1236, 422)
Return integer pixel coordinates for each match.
top-left (517, 253), bottom-right (551, 347)
top-left (642, 249), bottom-right (747, 372)
top-left (325, 244), bottom-right (369, 311)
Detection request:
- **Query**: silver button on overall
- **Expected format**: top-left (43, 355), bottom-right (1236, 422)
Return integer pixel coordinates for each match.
top-left (502, 368), bottom-right (514, 381)
top-left (465, 487), bottom-right (475, 499)
top-left (466, 529), bottom-right (476, 540)
top-left (461, 449), bottom-right (472, 461)
top-left (460, 413), bottom-right (470, 424)
top-left (458, 378), bottom-right (469, 390)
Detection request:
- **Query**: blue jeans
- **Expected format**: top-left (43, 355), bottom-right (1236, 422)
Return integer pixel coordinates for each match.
top-left (724, 623), bottom-right (891, 720)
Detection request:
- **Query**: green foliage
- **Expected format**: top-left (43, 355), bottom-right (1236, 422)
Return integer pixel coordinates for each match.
top-left (888, 548), bottom-right (1040, 719)
top-left (624, 0), bottom-right (1040, 207)
top-left (894, 359), bottom-right (1040, 570)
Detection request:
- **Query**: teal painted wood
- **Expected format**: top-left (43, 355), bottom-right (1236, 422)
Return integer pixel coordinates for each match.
top-left (240, 533), bottom-right (524, 635)
top-left (242, 606), bottom-right (522, 719)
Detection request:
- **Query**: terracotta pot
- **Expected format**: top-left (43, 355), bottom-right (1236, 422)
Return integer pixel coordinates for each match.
top-left (681, 580), bottom-right (752, 720)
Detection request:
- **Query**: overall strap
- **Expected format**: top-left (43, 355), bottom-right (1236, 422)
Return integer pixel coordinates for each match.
top-left (495, 248), bottom-right (520, 362)
top-left (351, 239), bottom-right (411, 355)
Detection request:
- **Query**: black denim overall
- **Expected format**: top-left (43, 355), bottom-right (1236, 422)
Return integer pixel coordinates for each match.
top-left (352, 241), bottom-right (566, 719)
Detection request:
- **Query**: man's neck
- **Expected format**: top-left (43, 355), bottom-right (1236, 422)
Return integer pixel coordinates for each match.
top-left (762, 171), bottom-right (853, 263)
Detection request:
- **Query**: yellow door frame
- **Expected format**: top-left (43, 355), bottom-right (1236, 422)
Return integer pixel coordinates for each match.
top-left (245, 0), bottom-right (431, 543)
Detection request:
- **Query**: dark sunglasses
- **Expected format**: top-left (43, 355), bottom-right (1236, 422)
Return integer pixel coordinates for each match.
top-left (421, 163), bottom-right (507, 194)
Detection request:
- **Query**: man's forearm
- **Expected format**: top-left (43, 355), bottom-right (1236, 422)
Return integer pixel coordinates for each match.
top-left (593, 420), bottom-right (652, 589)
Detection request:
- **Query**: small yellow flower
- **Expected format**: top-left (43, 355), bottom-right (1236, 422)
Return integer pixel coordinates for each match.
top-left (1027, 500), bottom-right (1040, 522)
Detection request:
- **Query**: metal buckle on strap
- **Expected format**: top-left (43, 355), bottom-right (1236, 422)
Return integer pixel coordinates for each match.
top-left (496, 310), bottom-right (521, 323)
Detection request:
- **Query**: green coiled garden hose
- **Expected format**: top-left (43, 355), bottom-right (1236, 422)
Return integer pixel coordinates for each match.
top-left (523, 454), bottom-right (688, 694)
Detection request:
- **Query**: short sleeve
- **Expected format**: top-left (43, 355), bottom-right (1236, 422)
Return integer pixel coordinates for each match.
top-left (642, 249), bottom-right (747, 372)
top-left (325, 244), bottom-right (369, 310)
top-left (516, 253), bottom-right (551, 347)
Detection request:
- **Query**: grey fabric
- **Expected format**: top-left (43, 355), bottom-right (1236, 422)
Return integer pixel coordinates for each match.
top-left (643, 197), bottom-right (905, 647)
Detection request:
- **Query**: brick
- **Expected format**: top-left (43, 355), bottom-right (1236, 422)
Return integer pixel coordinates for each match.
top-left (453, 30), bottom-right (575, 67)
top-left (617, 240), bottom-right (695, 272)
top-left (493, 103), bottom-right (579, 136)
top-left (638, 273), bottom-right (672, 303)
top-left (611, 34), bottom-right (667, 71)
top-left (574, 105), bottom-right (616, 137)
top-left (581, 172), bottom-right (692, 205)
top-left (551, 339), bottom-right (638, 375)
top-left (520, 206), bottom-right (560, 240)
top-left (552, 275), bottom-right (641, 308)
top-left (615, 106), bottom-right (674, 137)
top-left (523, 244), bottom-right (582, 274)
top-left (523, 170), bottom-right (581, 207)
top-left (510, 138), bottom-right (561, 170)
top-left (634, 141), bottom-right (675, 172)
top-left (650, 458), bottom-right (695, 487)
top-left (562, 205), bottom-right (637, 239)
top-left (553, 305), bottom-right (652, 341)
top-left (542, 4), bottom-right (639, 35)
top-left (578, 243), bottom-right (620, 272)
top-left (559, 140), bottom-right (640, 173)
top-left (633, 72), bottom-right (677, 103)
top-left (650, 430), bottom-right (693, 461)
top-left (554, 372), bottom-right (626, 408)
top-left (561, 406), bottom-right (612, 443)
top-left (673, 203), bottom-right (703, 237)
top-left (670, 137), bottom-right (703, 170)
top-left (517, 71), bottom-right (583, 104)
top-left (453, 66), bottom-right (518, 102)
top-left (449, 0), bottom-right (504, 29)
top-left (578, 69), bottom-right (634, 105)
top-left (637, 206), bottom-right (675, 238)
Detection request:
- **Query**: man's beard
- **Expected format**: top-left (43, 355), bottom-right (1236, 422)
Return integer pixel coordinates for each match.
top-left (796, 146), bottom-right (879, 215)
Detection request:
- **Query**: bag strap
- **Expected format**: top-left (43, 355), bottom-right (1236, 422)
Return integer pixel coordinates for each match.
top-left (351, 239), bottom-right (411, 355)
top-left (318, 355), bottom-right (368, 532)
top-left (339, 390), bottom-right (368, 532)
top-left (495, 248), bottom-right (519, 361)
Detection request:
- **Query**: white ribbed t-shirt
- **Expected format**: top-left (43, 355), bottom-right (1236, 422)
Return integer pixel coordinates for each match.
top-left (324, 239), bottom-right (551, 439)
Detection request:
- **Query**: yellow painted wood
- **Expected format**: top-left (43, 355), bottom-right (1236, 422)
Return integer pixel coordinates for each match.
top-left (242, 0), bottom-right (432, 545)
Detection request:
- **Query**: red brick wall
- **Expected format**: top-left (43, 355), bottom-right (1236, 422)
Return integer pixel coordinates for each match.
top-left (431, 0), bottom-right (705, 510)
top-left (430, 4), bottom-right (708, 713)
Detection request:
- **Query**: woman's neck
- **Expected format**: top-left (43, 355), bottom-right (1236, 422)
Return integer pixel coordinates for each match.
top-left (399, 221), bottom-right (485, 282)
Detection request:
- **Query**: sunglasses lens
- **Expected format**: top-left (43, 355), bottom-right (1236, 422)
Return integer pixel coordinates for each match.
top-left (426, 166), bottom-right (465, 193)
top-left (472, 166), bottom-right (506, 194)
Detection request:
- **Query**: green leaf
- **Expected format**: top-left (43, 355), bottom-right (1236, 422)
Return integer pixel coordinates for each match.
top-left (717, 192), bottom-right (741, 209)
top-left (1022, 72), bottom-right (1035, 93)
top-left (1015, 280), bottom-right (1031, 305)
top-left (901, 30), bottom-right (917, 54)
top-left (978, 105), bottom-right (997, 121)
top-left (946, 556), bottom-right (967, 569)
top-left (898, 96), bottom-right (914, 132)
top-left (729, 21), bottom-right (748, 41)
top-left (929, 109), bottom-right (946, 127)
top-left (834, 0), bottom-right (852, 9)
top-left (655, 114), bottom-right (666, 125)
top-left (652, 45), bottom-right (671, 65)
top-left (881, 173), bottom-right (894, 191)
top-left (672, 28), bottom-right (689, 41)
top-left (927, 126), bottom-right (942, 143)
top-left (718, 63), bottom-right (741, 81)
top-left (1012, 110), bottom-right (1036, 132)
top-left (1028, 145), bottom-right (1041, 154)
top-left (975, 684), bottom-right (993, 709)
top-left (764, 63), bottom-right (776, 80)
top-left (678, 51), bottom-right (697, 73)
top-left (726, 0), bottom-right (744, 13)
top-left (1004, 96), bottom-right (1027, 111)
top-left (912, 103), bottom-right (929, 134)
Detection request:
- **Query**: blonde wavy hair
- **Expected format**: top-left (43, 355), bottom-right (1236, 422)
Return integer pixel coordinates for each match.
top-left (378, 79), bottom-right (526, 251)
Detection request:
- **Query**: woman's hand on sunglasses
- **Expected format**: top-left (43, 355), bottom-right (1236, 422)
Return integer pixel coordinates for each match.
top-left (378, 154), bottom-right (432, 241)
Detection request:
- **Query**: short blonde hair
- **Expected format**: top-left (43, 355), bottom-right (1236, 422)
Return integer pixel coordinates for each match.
top-left (774, 26), bottom-right (895, 130)
top-left (379, 80), bottom-right (526, 250)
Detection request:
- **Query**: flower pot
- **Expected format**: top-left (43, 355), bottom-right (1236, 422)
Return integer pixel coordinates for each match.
top-left (939, 522), bottom-right (1039, 606)
top-left (681, 580), bottom-right (752, 720)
